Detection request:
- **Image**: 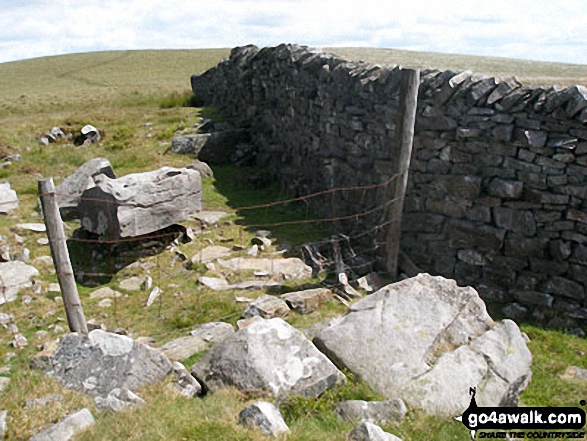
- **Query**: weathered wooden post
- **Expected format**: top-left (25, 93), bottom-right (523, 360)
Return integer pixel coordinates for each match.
top-left (38, 178), bottom-right (88, 335)
top-left (383, 68), bottom-right (420, 280)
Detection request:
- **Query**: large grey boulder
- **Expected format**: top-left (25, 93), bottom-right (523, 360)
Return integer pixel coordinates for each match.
top-left (79, 167), bottom-right (201, 239)
top-left (314, 274), bottom-right (532, 416)
top-left (42, 330), bottom-right (172, 401)
top-left (239, 401), bottom-right (290, 437)
top-left (30, 408), bottom-right (95, 441)
top-left (0, 261), bottom-right (39, 304)
top-left (191, 318), bottom-right (345, 399)
top-left (55, 158), bottom-right (116, 219)
top-left (0, 182), bottom-right (18, 213)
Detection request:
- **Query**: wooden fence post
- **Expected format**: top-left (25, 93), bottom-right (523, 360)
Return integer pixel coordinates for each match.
top-left (38, 178), bottom-right (88, 335)
top-left (383, 68), bottom-right (420, 280)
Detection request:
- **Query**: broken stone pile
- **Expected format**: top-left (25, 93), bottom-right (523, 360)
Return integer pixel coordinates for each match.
top-left (192, 43), bottom-right (587, 334)
top-left (55, 158), bottom-right (202, 239)
top-left (24, 274), bottom-right (533, 440)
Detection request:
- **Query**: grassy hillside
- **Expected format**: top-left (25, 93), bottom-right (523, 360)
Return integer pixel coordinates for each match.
top-left (0, 48), bottom-right (585, 440)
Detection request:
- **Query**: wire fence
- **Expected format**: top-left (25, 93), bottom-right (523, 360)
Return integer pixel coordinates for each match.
top-left (1, 171), bottom-right (404, 341)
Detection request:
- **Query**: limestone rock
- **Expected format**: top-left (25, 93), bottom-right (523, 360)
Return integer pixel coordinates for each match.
top-left (189, 245), bottom-right (232, 264)
top-left (55, 158), bottom-right (115, 220)
top-left (42, 330), bottom-right (172, 400)
top-left (199, 276), bottom-right (283, 291)
top-left (336, 400), bottom-right (407, 425)
top-left (347, 421), bottom-right (402, 441)
top-left (242, 295), bottom-right (290, 319)
top-left (281, 288), bottom-right (332, 313)
top-left (192, 318), bottom-right (345, 399)
top-left (0, 410), bottom-right (5, 440)
top-left (0, 377), bottom-right (9, 395)
top-left (561, 366), bottom-right (587, 381)
top-left (94, 388), bottom-right (146, 412)
top-left (15, 223), bottom-right (46, 233)
top-left (89, 287), bottom-right (123, 299)
top-left (0, 183), bottom-right (18, 213)
top-left (314, 274), bottom-right (532, 416)
top-left (192, 210), bottom-right (229, 225)
top-left (119, 276), bottom-right (145, 291)
top-left (161, 322), bottom-right (234, 361)
top-left (217, 257), bottom-right (312, 280)
top-left (239, 401), bottom-right (290, 437)
top-left (30, 408), bottom-right (95, 441)
top-left (79, 167), bottom-right (201, 239)
top-left (171, 361), bottom-right (202, 398)
top-left (185, 159), bottom-right (214, 178)
top-left (0, 261), bottom-right (39, 304)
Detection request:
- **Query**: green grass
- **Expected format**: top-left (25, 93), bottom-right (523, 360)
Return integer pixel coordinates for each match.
top-left (0, 48), bottom-right (585, 440)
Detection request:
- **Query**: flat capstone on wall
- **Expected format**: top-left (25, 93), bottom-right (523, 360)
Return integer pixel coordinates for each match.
top-left (192, 43), bottom-right (587, 334)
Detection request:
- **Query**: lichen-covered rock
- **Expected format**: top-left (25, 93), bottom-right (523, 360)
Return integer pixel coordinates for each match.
top-left (314, 274), bottom-right (532, 416)
top-left (0, 261), bottom-right (39, 304)
top-left (347, 421), bottom-right (402, 441)
top-left (41, 330), bottom-right (172, 400)
top-left (238, 401), bottom-right (290, 437)
top-left (192, 318), bottom-right (345, 399)
top-left (30, 408), bottom-right (94, 441)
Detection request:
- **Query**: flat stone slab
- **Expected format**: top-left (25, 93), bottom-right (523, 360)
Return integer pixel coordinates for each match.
top-left (119, 276), bottom-right (145, 291)
top-left (242, 295), bottom-right (290, 319)
top-left (199, 276), bottom-right (282, 291)
top-left (190, 245), bottom-right (232, 264)
top-left (42, 330), bottom-right (172, 400)
top-left (217, 257), bottom-right (312, 280)
top-left (15, 223), bottom-right (46, 233)
top-left (0, 261), bottom-right (39, 304)
top-left (281, 288), bottom-right (332, 313)
top-left (79, 167), bottom-right (201, 239)
top-left (89, 287), bottom-right (123, 299)
top-left (192, 317), bottom-right (345, 399)
top-left (192, 210), bottom-right (229, 225)
top-left (160, 322), bottom-right (235, 361)
top-left (314, 274), bottom-right (532, 416)
top-left (30, 408), bottom-right (95, 441)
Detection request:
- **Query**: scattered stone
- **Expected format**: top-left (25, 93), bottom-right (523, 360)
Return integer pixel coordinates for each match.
top-left (192, 318), bottom-right (345, 399)
top-left (281, 288), bottom-right (332, 313)
top-left (37, 238), bottom-right (49, 246)
top-left (238, 401), bottom-right (290, 437)
top-left (189, 245), bottom-right (232, 264)
top-left (247, 245), bottom-right (259, 256)
top-left (242, 295), bottom-right (290, 319)
top-left (35, 330), bottom-right (49, 340)
top-left (53, 325), bottom-right (65, 334)
top-left (0, 245), bottom-right (9, 262)
top-left (199, 276), bottom-right (282, 291)
top-left (90, 287), bottom-right (123, 299)
top-left (217, 257), bottom-right (312, 280)
top-left (30, 408), bottom-right (95, 441)
top-left (161, 322), bottom-right (234, 361)
top-left (25, 393), bottom-right (64, 409)
top-left (185, 159), bottom-right (214, 178)
top-left (48, 283), bottom-right (61, 293)
top-left (347, 421), bottom-right (402, 441)
top-left (98, 299), bottom-right (113, 308)
top-left (192, 210), bottom-right (228, 225)
top-left (314, 274), bottom-right (532, 416)
top-left (41, 330), bottom-right (172, 402)
top-left (94, 388), bottom-right (146, 412)
top-left (251, 236), bottom-right (272, 249)
top-left (356, 273), bottom-right (383, 292)
top-left (0, 410), bottom-right (5, 440)
top-left (0, 183), bottom-right (18, 213)
top-left (336, 400), bottom-right (407, 425)
top-left (0, 313), bottom-right (13, 328)
top-left (560, 366), bottom-right (587, 381)
top-left (235, 296), bottom-right (253, 303)
top-left (145, 287), bottom-right (161, 307)
top-left (0, 261), bottom-right (39, 304)
top-left (15, 223), bottom-right (46, 233)
top-left (11, 334), bottom-right (27, 349)
top-left (171, 361), bottom-right (202, 398)
top-left (79, 167), bottom-right (201, 239)
top-left (199, 276), bottom-right (230, 291)
top-left (119, 276), bottom-right (145, 292)
top-left (0, 377), bottom-right (9, 394)
top-left (55, 158), bottom-right (116, 219)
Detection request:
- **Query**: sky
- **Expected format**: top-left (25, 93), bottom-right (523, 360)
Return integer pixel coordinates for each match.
top-left (1, 0), bottom-right (586, 65)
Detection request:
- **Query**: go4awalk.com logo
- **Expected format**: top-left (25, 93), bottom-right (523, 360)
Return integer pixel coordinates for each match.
top-left (454, 388), bottom-right (586, 439)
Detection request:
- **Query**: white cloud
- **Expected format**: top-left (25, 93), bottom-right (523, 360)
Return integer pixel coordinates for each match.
top-left (0, 0), bottom-right (586, 65)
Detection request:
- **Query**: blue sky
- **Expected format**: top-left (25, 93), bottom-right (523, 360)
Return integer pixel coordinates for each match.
top-left (1, 0), bottom-right (586, 65)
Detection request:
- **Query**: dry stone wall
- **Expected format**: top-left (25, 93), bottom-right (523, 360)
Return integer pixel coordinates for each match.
top-left (192, 44), bottom-right (587, 333)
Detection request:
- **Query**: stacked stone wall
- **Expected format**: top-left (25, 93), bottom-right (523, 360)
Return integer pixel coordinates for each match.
top-left (192, 44), bottom-right (587, 333)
